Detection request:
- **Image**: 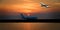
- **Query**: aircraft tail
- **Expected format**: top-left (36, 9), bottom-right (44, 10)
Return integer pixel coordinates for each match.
top-left (20, 13), bottom-right (25, 19)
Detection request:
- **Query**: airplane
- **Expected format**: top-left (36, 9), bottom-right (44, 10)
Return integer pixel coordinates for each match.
top-left (20, 13), bottom-right (37, 20)
top-left (40, 2), bottom-right (49, 8)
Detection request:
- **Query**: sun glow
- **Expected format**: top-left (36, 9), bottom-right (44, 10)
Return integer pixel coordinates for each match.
top-left (1, 0), bottom-right (44, 14)
top-left (17, 3), bottom-right (41, 13)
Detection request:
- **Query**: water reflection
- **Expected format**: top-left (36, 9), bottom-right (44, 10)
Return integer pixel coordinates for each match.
top-left (0, 23), bottom-right (60, 30)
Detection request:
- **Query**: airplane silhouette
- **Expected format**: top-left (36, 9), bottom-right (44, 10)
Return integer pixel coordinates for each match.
top-left (40, 2), bottom-right (49, 8)
top-left (20, 13), bottom-right (37, 20)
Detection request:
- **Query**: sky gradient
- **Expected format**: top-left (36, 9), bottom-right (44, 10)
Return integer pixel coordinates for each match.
top-left (0, 0), bottom-right (60, 19)
top-left (0, 0), bottom-right (60, 13)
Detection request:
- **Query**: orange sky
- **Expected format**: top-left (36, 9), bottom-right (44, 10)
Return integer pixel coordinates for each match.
top-left (0, 0), bottom-right (60, 14)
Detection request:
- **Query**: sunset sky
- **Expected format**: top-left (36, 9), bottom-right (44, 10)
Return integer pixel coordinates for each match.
top-left (0, 0), bottom-right (60, 19)
top-left (0, 0), bottom-right (60, 13)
